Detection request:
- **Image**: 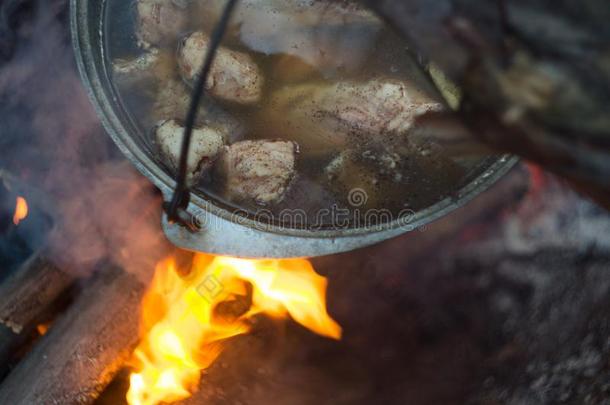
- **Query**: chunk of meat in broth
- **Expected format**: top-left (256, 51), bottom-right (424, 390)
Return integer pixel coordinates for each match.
top-left (195, 0), bottom-right (382, 74)
top-left (178, 31), bottom-right (264, 104)
top-left (266, 79), bottom-right (444, 157)
top-left (112, 48), bottom-right (181, 95)
top-left (136, 0), bottom-right (189, 49)
top-left (216, 140), bottom-right (298, 205)
top-left (155, 119), bottom-right (225, 183)
top-left (152, 79), bottom-right (245, 142)
top-left (151, 79), bottom-right (192, 123)
top-left (112, 48), bottom-right (161, 78)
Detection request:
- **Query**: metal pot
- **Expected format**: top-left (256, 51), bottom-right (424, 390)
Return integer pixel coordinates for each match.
top-left (70, 0), bottom-right (518, 258)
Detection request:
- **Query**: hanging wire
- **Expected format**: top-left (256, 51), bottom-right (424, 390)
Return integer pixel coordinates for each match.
top-left (165, 0), bottom-right (240, 229)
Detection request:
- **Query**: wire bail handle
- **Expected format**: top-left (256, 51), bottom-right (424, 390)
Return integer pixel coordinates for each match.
top-left (165, 0), bottom-right (240, 231)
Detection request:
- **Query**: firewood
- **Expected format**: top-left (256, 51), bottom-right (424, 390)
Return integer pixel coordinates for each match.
top-left (0, 252), bottom-right (74, 334)
top-left (0, 325), bottom-right (29, 381)
top-left (0, 265), bottom-right (145, 404)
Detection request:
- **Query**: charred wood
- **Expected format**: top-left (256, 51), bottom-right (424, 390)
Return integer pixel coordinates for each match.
top-left (0, 265), bottom-right (145, 405)
top-left (0, 252), bottom-right (73, 334)
top-left (0, 325), bottom-right (29, 381)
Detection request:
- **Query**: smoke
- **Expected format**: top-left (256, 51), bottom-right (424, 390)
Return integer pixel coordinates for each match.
top-left (0, 0), bottom-right (172, 283)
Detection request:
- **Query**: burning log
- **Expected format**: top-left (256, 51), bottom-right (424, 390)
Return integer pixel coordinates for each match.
top-left (0, 325), bottom-right (31, 381)
top-left (0, 252), bottom-right (73, 334)
top-left (0, 265), bottom-right (145, 405)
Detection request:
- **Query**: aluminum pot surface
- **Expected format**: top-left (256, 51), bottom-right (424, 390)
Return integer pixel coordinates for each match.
top-left (70, 0), bottom-right (518, 258)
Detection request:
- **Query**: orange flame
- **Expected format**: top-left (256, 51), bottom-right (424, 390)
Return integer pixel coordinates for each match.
top-left (127, 254), bottom-right (342, 405)
top-left (13, 196), bottom-right (28, 226)
top-left (36, 323), bottom-right (50, 336)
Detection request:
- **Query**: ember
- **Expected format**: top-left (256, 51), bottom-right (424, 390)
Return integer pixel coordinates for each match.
top-left (127, 254), bottom-right (341, 405)
top-left (12, 197), bottom-right (27, 226)
top-left (35, 323), bottom-right (49, 336)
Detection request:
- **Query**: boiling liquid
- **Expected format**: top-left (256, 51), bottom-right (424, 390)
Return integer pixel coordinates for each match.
top-left (104, 0), bottom-right (490, 229)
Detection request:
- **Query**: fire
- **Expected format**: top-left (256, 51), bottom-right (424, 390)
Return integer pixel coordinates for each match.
top-left (12, 196), bottom-right (28, 226)
top-left (127, 254), bottom-right (342, 405)
top-left (36, 323), bottom-right (50, 336)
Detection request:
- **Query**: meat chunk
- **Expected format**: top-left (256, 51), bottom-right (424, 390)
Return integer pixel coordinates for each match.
top-left (195, 0), bottom-right (381, 74)
top-left (112, 48), bottom-right (160, 78)
top-left (152, 79), bottom-right (192, 123)
top-left (216, 140), bottom-right (297, 205)
top-left (112, 48), bottom-right (182, 92)
top-left (155, 119), bottom-right (224, 183)
top-left (266, 79), bottom-right (444, 156)
top-left (152, 79), bottom-right (245, 142)
top-left (178, 31), bottom-right (263, 104)
top-left (136, 0), bottom-right (188, 48)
